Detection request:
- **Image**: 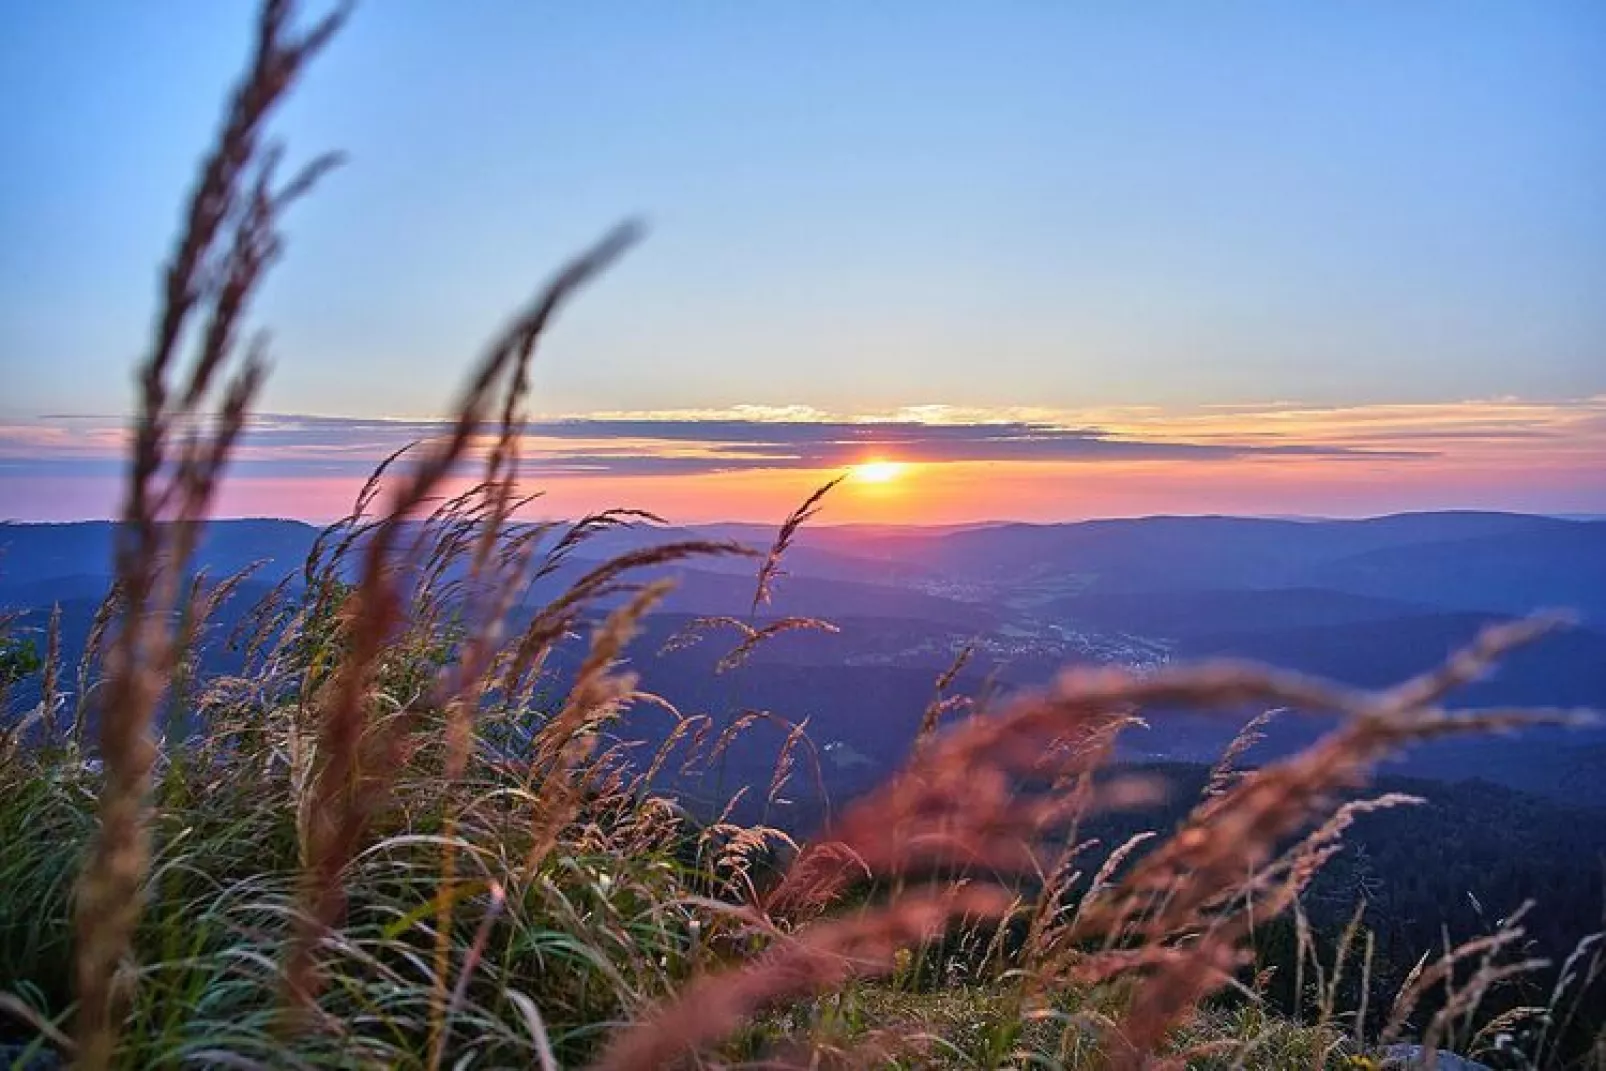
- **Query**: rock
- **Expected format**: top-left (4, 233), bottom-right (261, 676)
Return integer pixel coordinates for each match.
top-left (0, 1043), bottom-right (63, 1070)
top-left (1378, 1045), bottom-right (1493, 1070)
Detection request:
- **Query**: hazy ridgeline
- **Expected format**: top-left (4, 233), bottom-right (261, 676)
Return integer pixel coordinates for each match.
top-left (2, 3), bottom-right (1605, 1069)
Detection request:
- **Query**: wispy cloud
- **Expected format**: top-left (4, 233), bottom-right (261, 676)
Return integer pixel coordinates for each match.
top-left (2, 397), bottom-right (1603, 521)
top-left (0, 406), bottom-right (1443, 480)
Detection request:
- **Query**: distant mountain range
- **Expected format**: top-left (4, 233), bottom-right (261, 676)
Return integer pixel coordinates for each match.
top-left (4, 511), bottom-right (1604, 808)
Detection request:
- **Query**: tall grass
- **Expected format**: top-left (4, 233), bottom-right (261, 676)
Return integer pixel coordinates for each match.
top-left (1, 2), bottom-right (1602, 1068)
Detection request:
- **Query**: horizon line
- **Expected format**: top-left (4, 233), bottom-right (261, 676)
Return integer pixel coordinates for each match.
top-left (5, 508), bottom-right (1602, 530)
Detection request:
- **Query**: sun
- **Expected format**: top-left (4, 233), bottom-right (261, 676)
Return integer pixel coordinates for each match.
top-left (852, 459), bottom-right (906, 484)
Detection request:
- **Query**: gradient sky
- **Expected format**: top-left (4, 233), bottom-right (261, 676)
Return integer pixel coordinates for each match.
top-left (2, 2), bottom-right (1603, 523)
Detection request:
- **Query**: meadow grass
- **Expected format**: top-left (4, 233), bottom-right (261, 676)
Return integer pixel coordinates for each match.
top-left (2, 3), bottom-right (1604, 1068)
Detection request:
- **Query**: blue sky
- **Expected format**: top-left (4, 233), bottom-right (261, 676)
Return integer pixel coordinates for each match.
top-left (1, 2), bottom-right (1603, 521)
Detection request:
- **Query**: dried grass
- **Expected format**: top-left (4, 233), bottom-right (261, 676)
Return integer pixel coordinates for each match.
top-left (751, 475), bottom-right (844, 614)
top-left (2, 4), bottom-right (1595, 1068)
top-left (593, 621), bottom-right (1592, 1069)
top-left (71, 3), bottom-right (346, 1064)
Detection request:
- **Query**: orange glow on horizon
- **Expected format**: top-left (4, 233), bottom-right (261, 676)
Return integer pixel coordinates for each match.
top-left (3, 397), bottom-right (1603, 524)
top-left (6, 450), bottom-right (1605, 526)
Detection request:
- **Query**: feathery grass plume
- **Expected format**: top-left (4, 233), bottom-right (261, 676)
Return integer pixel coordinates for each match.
top-left (717, 617), bottom-right (840, 674)
top-left (284, 221), bottom-right (643, 1014)
top-left (423, 334), bottom-right (555, 1066)
top-left (1049, 623), bottom-right (1584, 1064)
top-left (1087, 831), bottom-right (1159, 903)
top-left (589, 885), bottom-right (1012, 1071)
top-left (1425, 958), bottom-right (1552, 1060)
top-left (39, 604), bottom-right (61, 742)
top-left (634, 711), bottom-right (714, 791)
top-left (531, 508), bottom-right (668, 583)
top-left (1378, 903), bottom-right (1545, 1054)
top-left (1534, 930), bottom-right (1606, 1067)
top-left (587, 692), bottom-right (1149, 1064)
top-left (164, 561), bottom-right (266, 741)
top-left (1312, 895), bottom-right (1371, 1058)
top-left (1468, 1003), bottom-right (1548, 1065)
top-left (751, 473), bottom-right (845, 614)
top-left (1016, 723), bottom-right (1131, 975)
top-left (1204, 705), bottom-right (1281, 798)
top-left (307, 442), bottom-right (416, 581)
top-left (704, 709), bottom-right (771, 768)
top-left (657, 614), bottom-right (735, 656)
top-left (590, 617), bottom-right (1588, 1068)
top-left (1273, 793), bottom-right (1423, 907)
top-left (916, 642), bottom-right (976, 750)
top-left (229, 565), bottom-right (291, 647)
top-left (499, 539), bottom-right (754, 706)
top-left (763, 716), bottom-right (817, 811)
top-left (6, 0), bottom-right (1601, 1059)
top-left (657, 613), bottom-right (839, 670)
top-left (71, 583), bottom-right (122, 751)
top-left (700, 709), bottom-right (826, 814)
top-left (521, 579), bottom-right (676, 878)
top-left (698, 819), bottom-right (799, 903)
top-left (766, 686), bottom-right (1153, 921)
top-left (72, 2), bottom-right (347, 1064)
top-left (1014, 824), bottom-right (1105, 997)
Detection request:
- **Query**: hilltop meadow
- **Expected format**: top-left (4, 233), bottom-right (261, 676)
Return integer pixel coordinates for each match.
top-left (3, 4), bottom-right (1605, 1069)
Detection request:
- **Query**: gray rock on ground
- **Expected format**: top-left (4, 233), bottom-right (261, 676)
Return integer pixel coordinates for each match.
top-left (1379, 1044), bottom-right (1494, 1070)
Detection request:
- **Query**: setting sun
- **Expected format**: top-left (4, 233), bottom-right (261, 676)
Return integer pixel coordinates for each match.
top-left (852, 460), bottom-right (906, 484)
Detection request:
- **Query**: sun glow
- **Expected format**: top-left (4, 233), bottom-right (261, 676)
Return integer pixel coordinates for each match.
top-left (852, 459), bottom-right (906, 484)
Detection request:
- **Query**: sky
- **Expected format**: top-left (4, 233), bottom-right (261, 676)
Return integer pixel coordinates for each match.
top-left (1, 1), bottom-right (1603, 524)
